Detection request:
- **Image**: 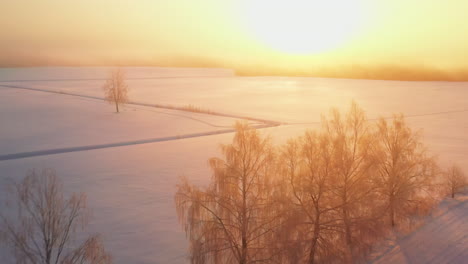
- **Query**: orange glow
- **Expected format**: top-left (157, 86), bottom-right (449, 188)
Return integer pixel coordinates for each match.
top-left (1, 0), bottom-right (468, 78)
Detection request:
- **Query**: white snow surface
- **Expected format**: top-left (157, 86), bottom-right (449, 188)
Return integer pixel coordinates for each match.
top-left (372, 191), bottom-right (468, 264)
top-left (0, 67), bottom-right (467, 263)
top-left (0, 88), bottom-right (248, 156)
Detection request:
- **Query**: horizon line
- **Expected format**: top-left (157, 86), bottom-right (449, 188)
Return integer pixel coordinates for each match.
top-left (2, 63), bottom-right (468, 82)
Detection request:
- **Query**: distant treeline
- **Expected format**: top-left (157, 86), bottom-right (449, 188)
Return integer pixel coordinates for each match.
top-left (2, 54), bottom-right (468, 82)
top-left (236, 64), bottom-right (468, 82)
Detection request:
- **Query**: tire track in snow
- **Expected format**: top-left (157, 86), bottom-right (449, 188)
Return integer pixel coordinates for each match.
top-left (0, 84), bottom-right (229, 128)
top-left (0, 83), bottom-right (281, 161)
top-left (0, 75), bottom-right (232, 83)
top-left (0, 124), bottom-right (277, 161)
top-left (0, 84), bottom-right (282, 127)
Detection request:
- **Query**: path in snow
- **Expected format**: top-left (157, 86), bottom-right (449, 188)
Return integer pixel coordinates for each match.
top-left (0, 124), bottom-right (276, 161)
top-left (0, 84), bottom-right (281, 126)
top-left (0, 83), bottom-right (279, 161)
top-left (1, 82), bottom-right (466, 163)
top-left (0, 76), bottom-right (231, 83)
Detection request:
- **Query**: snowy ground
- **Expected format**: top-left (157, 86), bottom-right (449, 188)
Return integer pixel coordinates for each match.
top-left (0, 88), bottom-right (255, 158)
top-left (372, 190), bottom-right (468, 264)
top-left (0, 67), bottom-right (467, 263)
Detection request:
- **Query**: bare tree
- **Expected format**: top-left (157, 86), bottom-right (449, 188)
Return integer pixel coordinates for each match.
top-left (275, 138), bottom-right (304, 264)
top-left (278, 132), bottom-right (339, 264)
top-left (102, 68), bottom-right (129, 113)
top-left (175, 122), bottom-right (281, 264)
top-left (373, 115), bottom-right (438, 228)
top-left (444, 164), bottom-right (467, 198)
top-left (0, 169), bottom-right (112, 264)
top-left (323, 102), bottom-right (379, 262)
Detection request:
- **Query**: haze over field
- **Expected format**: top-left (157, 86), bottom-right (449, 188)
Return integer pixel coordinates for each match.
top-left (2, 0), bottom-right (468, 80)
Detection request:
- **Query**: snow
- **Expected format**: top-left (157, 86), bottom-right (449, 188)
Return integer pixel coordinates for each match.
top-left (5, 75), bottom-right (467, 124)
top-left (0, 88), bottom-right (251, 157)
top-left (0, 67), bottom-right (467, 263)
top-left (372, 190), bottom-right (468, 264)
top-left (0, 135), bottom-right (228, 264)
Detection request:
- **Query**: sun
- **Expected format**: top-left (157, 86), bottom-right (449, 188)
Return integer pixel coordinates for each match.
top-left (242, 0), bottom-right (364, 54)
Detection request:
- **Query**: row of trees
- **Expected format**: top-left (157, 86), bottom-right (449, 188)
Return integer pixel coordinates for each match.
top-left (175, 102), bottom-right (467, 264)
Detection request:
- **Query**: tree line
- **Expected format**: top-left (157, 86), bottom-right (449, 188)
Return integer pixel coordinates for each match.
top-left (0, 101), bottom-right (465, 263)
top-left (175, 102), bottom-right (467, 264)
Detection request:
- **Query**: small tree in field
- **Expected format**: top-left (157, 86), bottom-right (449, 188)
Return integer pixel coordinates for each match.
top-left (0, 169), bottom-right (112, 264)
top-left (445, 164), bottom-right (467, 198)
top-left (103, 68), bottom-right (129, 113)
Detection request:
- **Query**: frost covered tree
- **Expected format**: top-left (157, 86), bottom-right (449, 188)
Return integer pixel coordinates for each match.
top-left (175, 122), bottom-right (281, 264)
top-left (277, 103), bottom-right (384, 263)
top-left (444, 164), bottom-right (467, 198)
top-left (174, 103), bottom-right (446, 263)
top-left (0, 169), bottom-right (112, 264)
top-left (322, 102), bottom-right (384, 262)
top-left (278, 133), bottom-right (337, 264)
top-left (102, 68), bottom-right (129, 113)
top-left (373, 115), bottom-right (438, 228)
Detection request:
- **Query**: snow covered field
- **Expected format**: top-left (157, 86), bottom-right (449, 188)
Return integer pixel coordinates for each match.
top-left (0, 88), bottom-right (254, 158)
top-left (0, 67), bottom-right (467, 263)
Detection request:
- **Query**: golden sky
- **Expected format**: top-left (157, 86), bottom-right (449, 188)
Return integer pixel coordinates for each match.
top-left (1, 0), bottom-right (468, 79)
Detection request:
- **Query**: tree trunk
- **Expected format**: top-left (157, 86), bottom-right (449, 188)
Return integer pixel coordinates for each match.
top-left (389, 196), bottom-right (395, 227)
top-left (343, 205), bottom-right (353, 263)
top-left (308, 210), bottom-right (321, 264)
top-left (46, 248), bottom-right (51, 264)
top-left (240, 238), bottom-right (247, 264)
top-left (341, 187), bottom-right (353, 263)
top-left (115, 102), bottom-right (119, 113)
top-left (240, 170), bottom-right (247, 264)
top-left (308, 238), bottom-right (318, 263)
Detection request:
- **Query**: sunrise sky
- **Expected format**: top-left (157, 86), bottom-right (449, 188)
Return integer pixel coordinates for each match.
top-left (1, 0), bottom-right (467, 79)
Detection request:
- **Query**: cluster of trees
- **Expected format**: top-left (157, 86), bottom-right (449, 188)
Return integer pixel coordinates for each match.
top-left (0, 169), bottom-right (112, 264)
top-left (175, 102), bottom-right (467, 264)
